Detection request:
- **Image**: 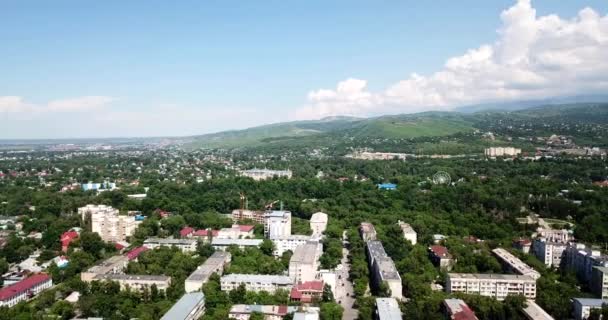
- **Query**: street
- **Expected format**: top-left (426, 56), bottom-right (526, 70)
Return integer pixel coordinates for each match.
top-left (336, 231), bottom-right (358, 320)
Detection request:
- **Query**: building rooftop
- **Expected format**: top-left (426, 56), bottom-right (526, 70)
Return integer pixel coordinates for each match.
top-left (492, 248), bottom-right (541, 279)
top-left (84, 255), bottom-right (128, 275)
top-left (430, 245), bottom-right (452, 258)
top-left (160, 292), bottom-right (205, 320)
top-left (376, 257), bottom-right (401, 281)
top-left (291, 241), bottom-right (321, 265)
top-left (211, 238), bottom-right (263, 246)
top-left (376, 298), bottom-right (401, 320)
top-left (367, 240), bottom-right (388, 260)
top-left (264, 210), bottom-right (291, 218)
top-left (310, 212), bottom-right (328, 223)
top-left (443, 299), bottom-right (478, 320)
top-left (95, 274), bottom-right (171, 282)
top-left (144, 238), bottom-right (197, 245)
top-left (186, 251), bottom-right (231, 282)
top-left (0, 274), bottom-right (50, 301)
top-left (126, 246), bottom-right (149, 260)
top-left (221, 274), bottom-right (293, 285)
top-left (521, 300), bottom-right (554, 320)
top-left (572, 298), bottom-right (608, 307)
top-left (229, 304), bottom-right (293, 316)
top-left (448, 273), bottom-right (536, 282)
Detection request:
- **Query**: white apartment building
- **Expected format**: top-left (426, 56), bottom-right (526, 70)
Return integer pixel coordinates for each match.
top-left (220, 274), bottom-right (294, 293)
top-left (211, 238), bottom-right (263, 251)
top-left (484, 147), bottom-right (522, 157)
top-left (80, 204), bottom-right (141, 243)
top-left (78, 204), bottom-right (118, 220)
top-left (532, 238), bottom-right (567, 268)
top-left (360, 222), bottom-right (377, 241)
top-left (0, 274), bottom-right (52, 308)
top-left (231, 209), bottom-right (265, 224)
top-left (397, 220), bottom-right (417, 245)
top-left (241, 169), bottom-right (292, 181)
top-left (573, 298), bottom-right (608, 320)
top-left (81, 255), bottom-right (129, 282)
top-left (348, 152), bottom-right (408, 161)
top-left (446, 273), bottom-right (537, 300)
top-left (521, 300), bottom-right (554, 320)
top-left (265, 211), bottom-right (291, 239)
top-left (95, 274), bottom-right (171, 292)
top-left (144, 238), bottom-right (198, 252)
top-left (216, 225), bottom-right (255, 239)
top-left (310, 212), bottom-right (328, 236)
top-left (375, 298), bottom-right (402, 320)
top-left (289, 241), bottom-right (323, 284)
top-left (492, 248), bottom-right (541, 280)
top-left (272, 235), bottom-right (311, 256)
top-left (366, 241), bottom-right (402, 299)
top-left (536, 228), bottom-right (573, 243)
top-left (161, 292), bottom-right (206, 320)
top-left (185, 251), bottom-right (231, 293)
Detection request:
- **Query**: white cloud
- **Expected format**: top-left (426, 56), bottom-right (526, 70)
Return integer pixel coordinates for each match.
top-left (0, 95), bottom-right (114, 113)
top-left (296, 0), bottom-right (608, 119)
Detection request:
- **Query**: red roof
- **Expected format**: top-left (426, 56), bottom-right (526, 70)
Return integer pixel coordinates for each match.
top-left (0, 274), bottom-right (51, 301)
top-left (238, 225), bottom-right (255, 232)
top-left (430, 245), bottom-right (450, 258)
top-left (192, 229), bottom-right (219, 237)
top-left (180, 227), bottom-right (194, 237)
top-left (277, 305), bottom-right (288, 315)
top-left (60, 231), bottom-right (78, 246)
top-left (126, 246), bottom-right (149, 260)
top-left (453, 305), bottom-right (478, 320)
top-left (290, 281), bottom-right (324, 302)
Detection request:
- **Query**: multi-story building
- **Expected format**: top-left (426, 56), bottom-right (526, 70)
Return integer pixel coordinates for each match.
top-left (185, 251), bottom-right (232, 293)
top-left (429, 245), bottom-right (456, 271)
top-left (360, 222), bottom-right (377, 241)
top-left (563, 243), bottom-right (608, 284)
top-left (521, 300), bottom-right (554, 320)
top-left (241, 169), bottom-right (293, 181)
top-left (161, 292), bottom-right (206, 320)
top-left (229, 305), bottom-right (297, 320)
top-left (94, 274), bottom-right (171, 292)
top-left (591, 266), bottom-right (608, 299)
top-left (220, 274), bottom-right (294, 293)
top-left (143, 238), bottom-right (198, 252)
top-left (79, 205), bottom-right (141, 243)
top-left (273, 235), bottom-right (311, 256)
top-left (310, 212), bottom-right (328, 236)
top-left (289, 241), bottom-right (323, 284)
top-left (0, 274), bottom-right (52, 308)
top-left (484, 147), bottom-right (522, 158)
top-left (397, 220), bottom-right (417, 245)
top-left (572, 298), bottom-right (608, 320)
top-left (216, 225), bottom-right (255, 239)
top-left (536, 228), bottom-right (573, 243)
top-left (443, 298), bottom-right (478, 320)
top-left (81, 255), bottom-right (129, 282)
top-left (231, 209), bottom-right (265, 224)
top-left (265, 211), bottom-right (292, 239)
top-left (513, 238), bottom-right (532, 254)
top-left (211, 238), bottom-right (263, 251)
top-left (532, 239), bottom-right (567, 268)
top-left (290, 281), bottom-right (324, 303)
top-left (375, 297), bottom-right (402, 320)
top-left (366, 241), bottom-right (402, 299)
top-left (492, 248), bottom-right (541, 280)
top-left (446, 273), bottom-right (536, 300)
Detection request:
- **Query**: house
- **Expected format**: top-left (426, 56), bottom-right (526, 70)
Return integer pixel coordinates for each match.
top-left (429, 245), bottom-right (455, 271)
top-left (180, 227), bottom-right (194, 238)
top-left (290, 281), bottom-right (324, 303)
top-left (60, 230), bottom-right (79, 252)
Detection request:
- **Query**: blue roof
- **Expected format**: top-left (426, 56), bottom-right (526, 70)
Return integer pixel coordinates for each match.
top-left (378, 183), bottom-right (397, 189)
top-left (161, 292), bottom-right (205, 320)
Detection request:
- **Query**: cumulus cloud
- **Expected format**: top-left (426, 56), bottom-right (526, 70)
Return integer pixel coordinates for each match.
top-left (296, 0), bottom-right (608, 119)
top-left (0, 96), bottom-right (114, 113)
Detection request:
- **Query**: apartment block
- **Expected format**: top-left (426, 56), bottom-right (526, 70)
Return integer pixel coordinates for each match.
top-left (289, 241), bottom-right (323, 284)
top-left (536, 228), bottom-right (573, 243)
top-left (429, 245), bottom-right (456, 271)
top-left (591, 266), bottom-right (608, 299)
top-left (0, 274), bottom-right (52, 308)
top-left (231, 209), bottom-right (265, 224)
top-left (360, 222), bottom-right (377, 241)
top-left (310, 212), bottom-right (328, 236)
top-left (563, 243), bottom-right (608, 284)
top-left (532, 238), bottom-right (567, 268)
top-left (80, 204), bottom-right (141, 243)
top-left (446, 273), bottom-right (537, 300)
top-left (492, 248), bottom-right (541, 280)
top-left (521, 300), bottom-right (554, 320)
top-left (161, 292), bottom-right (206, 320)
top-left (143, 238), bottom-right (198, 252)
top-left (185, 251), bottom-right (232, 293)
top-left (241, 168), bottom-right (292, 181)
top-left (397, 220), bottom-right (417, 245)
top-left (443, 298), bottom-right (478, 320)
top-left (211, 238), bottom-right (263, 251)
top-left (573, 298), bottom-right (608, 320)
top-left (375, 298), bottom-right (402, 320)
top-left (265, 210), bottom-right (292, 239)
top-left (94, 274), bottom-right (171, 292)
top-left (366, 240), bottom-right (402, 299)
top-left (484, 147), bottom-right (522, 157)
top-left (81, 255), bottom-right (129, 282)
top-left (220, 274), bottom-right (294, 293)
top-left (216, 225), bottom-right (255, 239)
top-left (273, 235), bottom-right (311, 256)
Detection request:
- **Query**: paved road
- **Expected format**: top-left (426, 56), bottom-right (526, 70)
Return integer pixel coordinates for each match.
top-left (337, 231), bottom-right (358, 320)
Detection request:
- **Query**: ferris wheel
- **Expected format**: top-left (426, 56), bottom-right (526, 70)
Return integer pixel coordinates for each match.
top-left (432, 171), bottom-right (451, 185)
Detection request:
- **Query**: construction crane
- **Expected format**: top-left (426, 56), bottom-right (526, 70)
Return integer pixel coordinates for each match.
top-left (265, 200), bottom-right (279, 210)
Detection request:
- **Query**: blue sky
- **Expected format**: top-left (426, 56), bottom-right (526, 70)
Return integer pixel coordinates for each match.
top-left (1, 0), bottom-right (607, 138)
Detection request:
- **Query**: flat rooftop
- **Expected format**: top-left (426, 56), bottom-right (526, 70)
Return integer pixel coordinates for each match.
top-left (376, 298), bottom-right (401, 320)
top-left (161, 292), bottom-right (205, 320)
top-left (448, 273), bottom-right (536, 282)
top-left (522, 300), bottom-right (554, 320)
top-left (221, 274), bottom-right (293, 285)
top-left (96, 274), bottom-right (171, 282)
top-left (186, 251), bottom-right (231, 282)
top-left (211, 238), bottom-right (263, 246)
top-left (291, 241), bottom-right (321, 264)
top-left (144, 238), bottom-right (197, 245)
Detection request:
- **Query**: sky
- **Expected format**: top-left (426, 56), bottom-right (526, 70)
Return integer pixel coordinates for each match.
top-left (1, 0), bottom-right (607, 139)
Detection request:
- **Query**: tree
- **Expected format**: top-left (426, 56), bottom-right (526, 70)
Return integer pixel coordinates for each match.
top-left (320, 302), bottom-right (343, 320)
top-left (50, 300), bottom-right (75, 320)
top-left (79, 231), bottom-right (106, 258)
top-left (249, 312), bottom-right (265, 320)
top-left (322, 283), bottom-right (334, 302)
top-left (229, 284), bottom-right (247, 304)
top-left (260, 239), bottom-right (275, 256)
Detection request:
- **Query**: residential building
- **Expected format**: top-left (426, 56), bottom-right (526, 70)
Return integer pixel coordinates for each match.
top-left (60, 230), bottom-right (79, 252)
top-left (78, 204), bottom-right (118, 220)
top-left (220, 274), bottom-right (293, 293)
top-left (429, 245), bottom-right (456, 271)
top-left (180, 226), bottom-right (195, 238)
top-left (0, 274), bottom-right (52, 308)
top-left (592, 266), bottom-right (608, 299)
top-left (492, 248), bottom-right (541, 280)
top-left (126, 246), bottom-right (149, 261)
top-left (366, 241), bottom-right (402, 299)
top-left (522, 300), bottom-right (554, 320)
top-left (537, 228), bottom-right (573, 243)
top-left (185, 251), bottom-right (231, 293)
top-left (241, 168), bottom-right (292, 181)
top-left (273, 235), bottom-right (311, 256)
top-left (211, 238), bottom-right (263, 251)
top-left (446, 273), bottom-right (537, 300)
top-left (216, 225), bottom-right (255, 239)
top-left (347, 151), bottom-right (408, 161)
top-left (443, 298), bottom-right (478, 320)
top-left (94, 274), bottom-right (171, 292)
top-left (360, 222), bottom-right (377, 241)
top-left (265, 210), bottom-right (292, 239)
top-left (397, 220), bottom-right (417, 245)
top-left (231, 209), bottom-right (265, 224)
top-left (79, 205), bottom-right (141, 243)
top-left (143, 238), bottom-right (198, 252)
top-left (289, 241), bottom-right (323, 284)
top-left (310, 212), bottom-right (328, 236)
top-left (375, 298), bottom-right (402, 320)
top-left (229, 304), bottom-right (296, 320)
top-left (81, 255), bottom-right (129, 282)
top-left (563, 243), bottom-right (608, 284)
top-left (290, 281), bottom-right (324, 303)
top-left (161, 292), bottom-right (205, 320)
top-left (81, 181), bottom-right (116, 191)
top-left (573, 298), bottom-right (608, 320)
top-left (513, 238), bottom-right (532, 254)
top-left (484, 147), bottom-right (522, 157)
top-left (532, 238), bottom-right (567, 268)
